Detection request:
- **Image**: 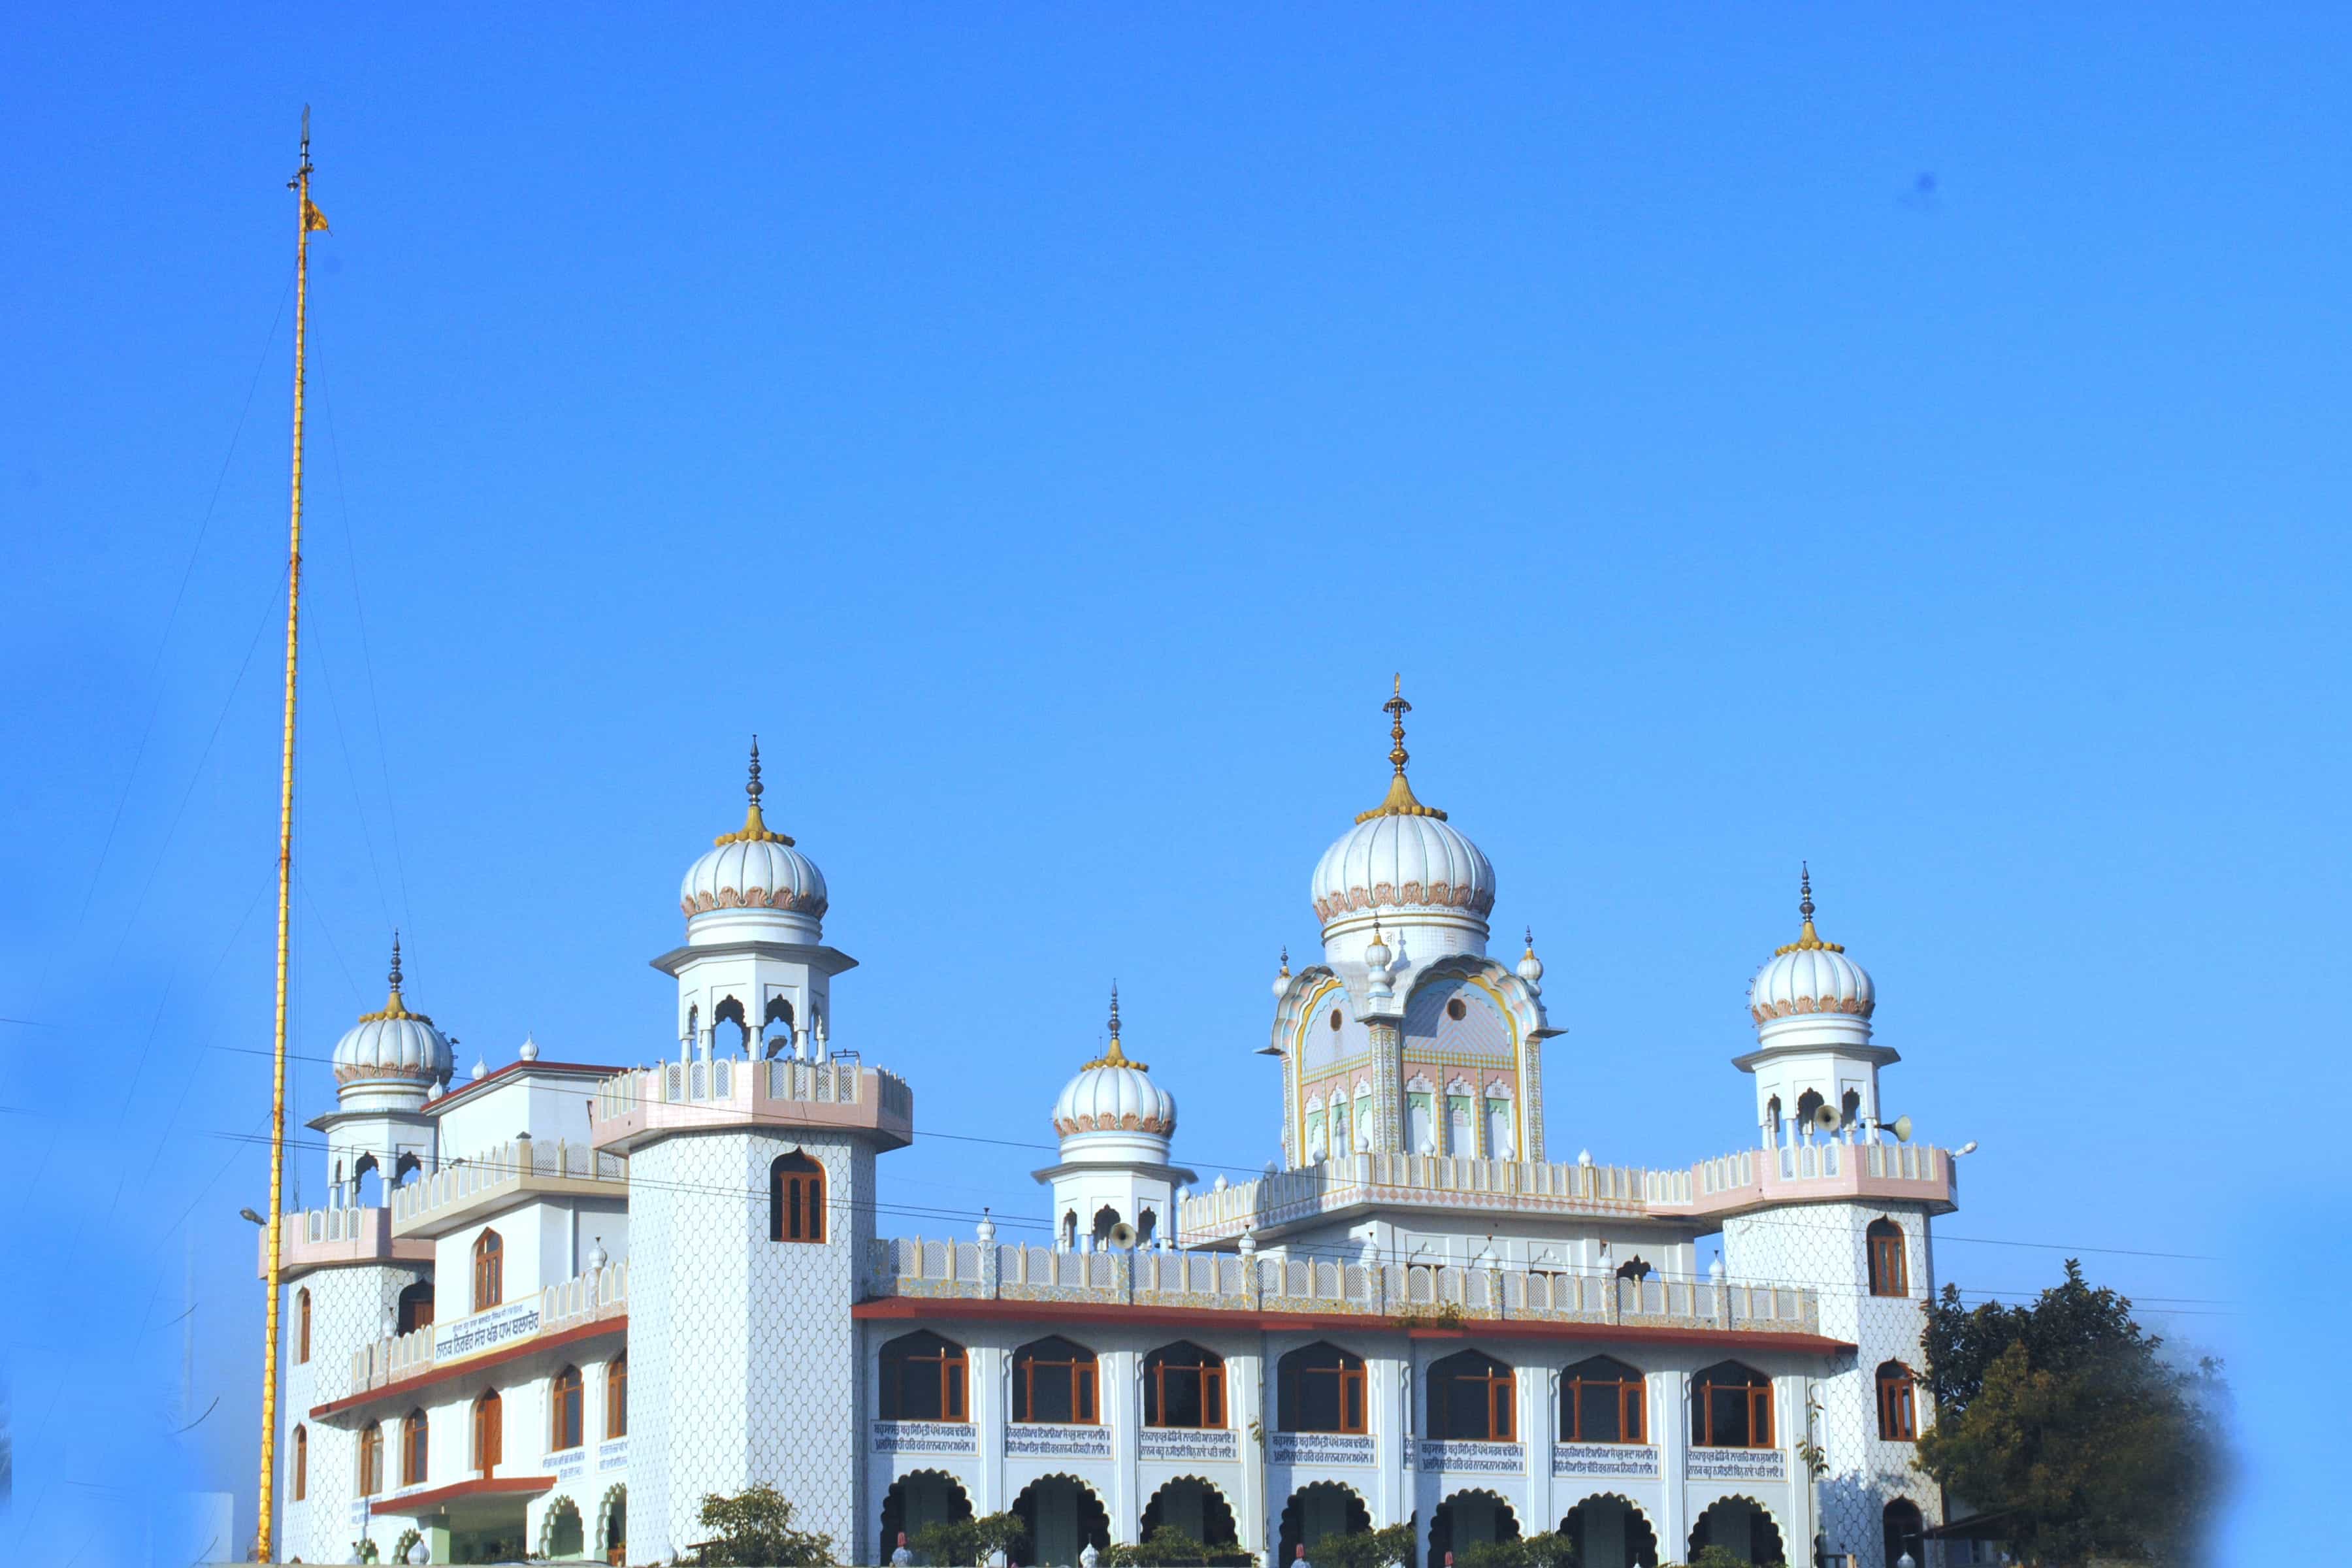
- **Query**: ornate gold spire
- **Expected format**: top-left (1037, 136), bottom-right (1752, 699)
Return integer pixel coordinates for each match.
top-left (359, 931), bottom-right (434, 1022)
top-left (1354, 674), bottom-right (1448, 823)
top-left (1774, 862), bottom-right (1846, 955)
top-left (1083, 981), bottom-right (1148, 1070)
top-left (713, 736), bottom-right (796, 846)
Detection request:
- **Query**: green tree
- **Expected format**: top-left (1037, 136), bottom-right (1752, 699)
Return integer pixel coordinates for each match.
top-left (1917, 1260), bottom-right (2227, 1567)
top-left (1314, 1523), bottom-right (1418, 1568)
top-left (1458, 1529), bottom-right (1576, 1568)
top-left (692, 1484), bottom-right (839, 1566)
top-left (1683, 1548), bottom-right (1753, 1568)
top-left (912, 1511), bottom-right (1026, 1568)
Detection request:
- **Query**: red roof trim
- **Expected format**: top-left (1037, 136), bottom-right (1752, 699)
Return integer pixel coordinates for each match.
top-left (850, 1297), bottom-right (1852, 1354)
top-left (310, 1316), bottom-right (627, 1420)
top-left (426, 1060), bottom-right (620, 1113)
top-left (370, 1474), bottom-right (555, 1515)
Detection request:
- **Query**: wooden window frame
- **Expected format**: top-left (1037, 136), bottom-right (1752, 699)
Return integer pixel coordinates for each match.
top-left (1428, 1351), bottom-right (1516, 1442)
top-left (1561, 1358), bottom-right (1648, 1445)
top-left (606, 1354), bottom-right (629, 1440)
top-left (1011, 1338), bottom-right (1100, 1426)
top-left (1876, 1362), bottom-right (1918, 1442)
top-left (296, 1287), bottom-right (310, 1364)
top-left (551, 1364), bottom-right (585, 1452)
top-left (357, 1421), bottom-right (384, 1497)
top-left (1691, 1364), bottom-right (1775, 1449)
top-left (880, 1333), bottom-right (970, 1423)
top-left (401, 1409), bottom-right (428, 1486)
top-left (1277, 1345), bottom-right (1369, 1435)
top-left (473, 1229), bottom-right (504, 1313)
top-left (771, 1152), bottom-right (826, 1244)
top-left (1867, 1219), bottom-right (1909, 1298)
top-left (1143, 1343), bottom-right (1228, 1430)
top-left (473, 1389), bottom-right (503, 1477)
top-left (292, 1424), bottom-right (306, 1501)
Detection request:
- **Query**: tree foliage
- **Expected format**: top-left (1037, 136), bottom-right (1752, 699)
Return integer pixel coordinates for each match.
top-left (1457, 1529), bottom-right (1576, 1568)
top-left (1917, 1260), bottom-right (2227, 1567)
top-left (1312, 1523), bottom-right (1419, 1568)
top-left (693, 1484), bottom-right (839, 1566)
top-left (1682, 1549), bottom-right (1754, 1568)
top-left (911, 1511), bottom-right (1026, 1568)
top-left (1104, 1524), bottom-right (1252, 1567)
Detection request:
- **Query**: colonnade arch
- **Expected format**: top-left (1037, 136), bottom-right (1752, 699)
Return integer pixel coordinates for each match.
top-left (1278, 1481), bottom-right (1373, 1565)
top-left (1558, 1494), bottom-right (1659, 1568)
top-left (596, 1484), bottom-right (627, 1563)
top-left (881, 1469), bottom-right (974, 1565)
top-left (538, 1495), bottom-right (584, 1560)
top-left (1687, 1496), bottom-right (1786, 1566)
top-left (1139, 1477), bottom-right (1241, 1560)
top-left (1011, 1473), bottom-right (1110, 1568)
top-left (1429, 1488), bottom-right (1518, 1568)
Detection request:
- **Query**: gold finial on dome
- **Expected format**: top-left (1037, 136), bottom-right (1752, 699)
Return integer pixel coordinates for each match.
top-left (1774, 862), bottom-right (1846, 955)
top-left (1083, 981), bottom-right (1149, 1070)
top-left (359, 930), bottom-right (434, 1023)
top-left (1354, 674), bottom-right (1450, 823)
top-left (713, 736), bottom-right (796, 847)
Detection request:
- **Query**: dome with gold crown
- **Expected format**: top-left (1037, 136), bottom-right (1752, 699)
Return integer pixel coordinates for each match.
top-left (1748, 867), bottom-right (1876, 1024)
top-left (1310, 680), bottom-right (1495, 961)
top-left (331, 936), bottom-right (455, 1104)
top-left (1051, 988), bottom-right (1177, 1162)
top-left (679, 740), bottom-right (828, 942)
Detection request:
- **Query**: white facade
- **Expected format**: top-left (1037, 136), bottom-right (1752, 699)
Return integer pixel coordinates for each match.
top-left (270, 719), bottom-right (1959, 1568)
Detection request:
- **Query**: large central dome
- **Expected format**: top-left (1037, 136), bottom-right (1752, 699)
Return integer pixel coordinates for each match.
top-left (1310, 679), bottom-right (1495, 962)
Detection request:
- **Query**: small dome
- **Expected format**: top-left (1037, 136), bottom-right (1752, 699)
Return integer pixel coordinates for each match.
top-left (679, 740), bottom-right (828, 926)
top-left (1748, 868), bottom-right (1876, 1024)
top-left (1051, 988), bottom-right (1176, 1142)
top-left (333, 938), bottom-right (453, 1092)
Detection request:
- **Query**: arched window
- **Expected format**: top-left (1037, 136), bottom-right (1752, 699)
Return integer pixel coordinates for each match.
top-left (713, 995), bottom-right (749, 1054)
top-left (551, 1364), bottom-right (585, 1450)
top-left (296, 1287), bottom-right (311, 1363)
top-left (1883, 1499), bottom-right (1925, 1568)
top-left (1867, 1219), bottom-right (1909, 1297)
top-left (770, 1152), bottom-right (826, 1243)
top-left (397, 1281), bottom-right (434, 1335)
top-left (473, 1229), bottom-right (504, 1312)
top-left (291, 1424), bottom-right (306, 1501)
top-left (1427, 1348), bottom-right (1514, 1441)
top-left (1561, 1355), bottom-right (1646, 1444)
top-left (1876, 1361), bottom-right (1918, 1442)
top-left (1091, 1205), bottom-right (1121, 1247)
top-left (1143, 1343), bottom-right (1226, 1429)
top-left (606, 1354), bottom-right (629, 1439)
top-left (1690, 1362), bottom-right (1774, 1449)
top-left (357, 1421), bottom-right (384, 1497)
top-left (762, 995), bottom-right (794, 1057)
top-left (1011, 1336), bottom-right (1098, 1424)
top-left (1795, 1088), bottom-right (1825, 1134)
top-left (1613, 1257), bottom-right (1654, 1283)
top-left (393, 1151), bottom-right (423, 1187)
top-left (472, 1389), bottom-right (503, 1475)
top-left (879, 1331), bottom-right (969, 1422)
top-left (401, 1409), bottom-right (429, 1486)
top-left (1277, 1343), bottom-right (1367, 1434)
top-left (1061, 1211), bottom-right (1078, 1250)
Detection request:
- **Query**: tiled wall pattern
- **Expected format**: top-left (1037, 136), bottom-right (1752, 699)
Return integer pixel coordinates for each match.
top-left (282, 1262), bottom-right (427, 1564)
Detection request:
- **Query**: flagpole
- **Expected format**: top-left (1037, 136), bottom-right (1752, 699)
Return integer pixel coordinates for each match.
top-left (256, 104), bottom-right (321, 1565)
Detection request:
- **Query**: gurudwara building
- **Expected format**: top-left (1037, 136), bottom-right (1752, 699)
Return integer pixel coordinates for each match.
top-left (268, 695), bottom-right (1960, 1567)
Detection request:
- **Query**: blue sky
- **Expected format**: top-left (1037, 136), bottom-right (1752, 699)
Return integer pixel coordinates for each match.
top-left (3, 6), bottom-right (2343, 1561)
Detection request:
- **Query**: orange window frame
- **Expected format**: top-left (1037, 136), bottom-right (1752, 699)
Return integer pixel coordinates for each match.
top-left (292, 1425), bottom-right (306, 1501)
top-left (1563, 1365), bottom-right (1647, 1444)
top-left (606, 1356), bottom-right (629, 1439)
top-left (773, 1156), bottom-right (826, 1244)
top-left (296, 1288), bottom-right (310, 1364)
top-left (1877, 1365), bottom-right (1918, 1441)
top-left (1868, 1222), bottom-right (1908, 1297)
top-left (551, 1365), bottom-right (584, 1450)
top-left (1014, 1347), bottom-right (1099, 1424)
top-left (1144, 1349), bottom-right (1227, 1429)
top-left (402, 1411), bottom-right (428, 1486)
top-left (474, 1230), bottom-right (504, 1312)
top-left (474, 1390), bottom-right (503, 1475)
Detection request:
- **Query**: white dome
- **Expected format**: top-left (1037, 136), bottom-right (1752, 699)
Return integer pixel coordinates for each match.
top-left (679, 836), bottom-right (828, 919)
top-left (1748, 873), bottom-right (1874, 1024)
top-left (333, 939), bottom-right (453, 1092)
top-left (1311, 808), bottom-right (1494, 928)
top-left (679, 740), bottom-right (827, 930)
top-left (1051, 1055), bottom-right (1176, 1139)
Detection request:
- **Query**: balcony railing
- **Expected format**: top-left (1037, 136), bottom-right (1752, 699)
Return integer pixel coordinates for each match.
top-left (344, 1259), bottom-right (628, 1399)
top-left (255, 1204), bottom-right (432, 1279)
top-left (869, 1239), bottom-right (1819, 1337)
top-left (389, 1138), bottom-right (628, 1237)
top-left (1179, 1137), bottom-right (1954, 1242)
top-left (589, 1057), bottom-right (914, 1153)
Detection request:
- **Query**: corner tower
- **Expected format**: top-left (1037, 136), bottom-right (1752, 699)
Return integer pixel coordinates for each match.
top-left (1269, 679), bottom-right (1552, 1166)
top-left (594, 749), bottom-right (914, 1563)
top-left (1033, 987), bottom-right (1196, 1249)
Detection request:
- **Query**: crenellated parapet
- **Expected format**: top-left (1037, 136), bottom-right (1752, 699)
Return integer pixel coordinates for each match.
top-left (587, 1056), bottom-right (913, 1156)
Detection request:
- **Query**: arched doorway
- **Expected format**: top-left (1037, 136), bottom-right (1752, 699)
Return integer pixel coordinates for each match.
top-left (1011, 1474), bottom-right (1109, 1568)
top-left (1688, 1497), bottom-right (1785, 1566)
top-left (1278, 1482), bottom-right (1372, 1564)
top-left (1141, 1477), bottom-right (1240, 1558)
top-left (1883, 1499), bottom-right (1925, 1568)
top-left (596, 1484), bottom-right (627, 1566)
top-left (1430, 1490), bottom-right (1519, 1568)
top-left (1560, 1495), bottom-right (1659, 1568)
top-left (883, 1471), bottom-right (975, 1564)
top-left (539, 1495), bottom-right (585, 1560)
